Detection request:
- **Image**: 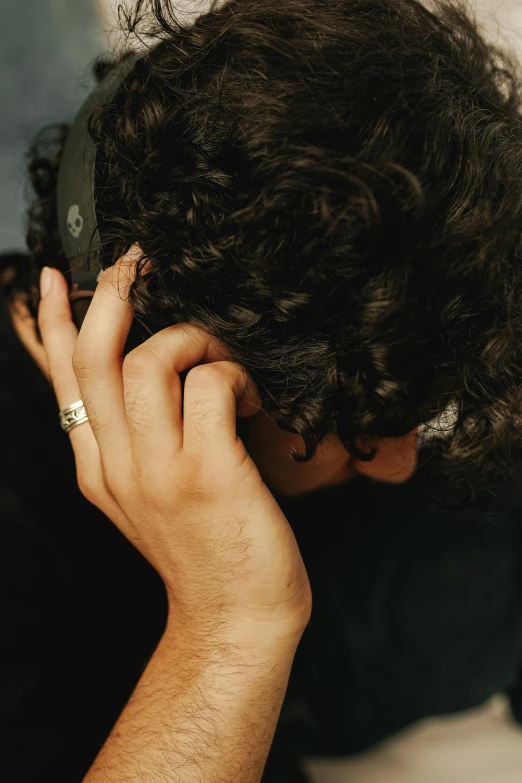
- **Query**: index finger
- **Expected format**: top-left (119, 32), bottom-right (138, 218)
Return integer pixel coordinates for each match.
top-left (71, 257), bottom-right (136, 462)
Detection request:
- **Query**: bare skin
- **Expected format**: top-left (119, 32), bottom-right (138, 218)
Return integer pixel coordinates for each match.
top-left (8, 294), bottom-right (418, 497)
top-left (4, 264), bottom-right (418, 783)
top-left (36, 260), bottom-right (313, 783)
top-left (239, 405), bottom-right (419, 497)
top-left (8, 296), bottom-right (51, 381)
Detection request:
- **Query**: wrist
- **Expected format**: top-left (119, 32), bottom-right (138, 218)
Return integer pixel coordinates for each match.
top-left (164, 607), bottom-right (307, 664)
top-left (164, 578), bottom-right (312, 650)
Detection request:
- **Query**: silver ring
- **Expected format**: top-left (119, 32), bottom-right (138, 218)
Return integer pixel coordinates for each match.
top-left (59, 399), bottom-right (89, 434)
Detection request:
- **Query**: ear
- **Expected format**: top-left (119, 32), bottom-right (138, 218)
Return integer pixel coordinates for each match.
top-left (354, 429), bottom-right (419, 484)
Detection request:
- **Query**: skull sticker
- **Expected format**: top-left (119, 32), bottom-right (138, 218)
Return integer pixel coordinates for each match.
top-left (67, 205), bottom-right (84, 239)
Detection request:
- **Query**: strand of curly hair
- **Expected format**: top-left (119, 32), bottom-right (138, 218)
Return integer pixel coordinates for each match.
top-left (6, 0), bottom-right (522, 520)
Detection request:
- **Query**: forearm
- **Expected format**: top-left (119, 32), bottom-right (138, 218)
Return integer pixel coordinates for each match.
top-left (82, 614), bottom-right (303, 783)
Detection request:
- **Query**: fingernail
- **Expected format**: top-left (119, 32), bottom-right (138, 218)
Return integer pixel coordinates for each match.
top-left (40, 266), bottom-right (53, 298)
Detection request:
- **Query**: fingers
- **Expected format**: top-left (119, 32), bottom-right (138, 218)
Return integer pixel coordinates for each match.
top-left (37, 265), bottom-right (102, 468)
top-left (182, 361), bottom-right (253, 461)
top-left (71, 257), bottom-right (135, 463)
top-left (44, 244), bottom-right (261, 483)
top-left (122, 324), bottom-right (191, 467)
top-left (37, 264), bottom-right (146, 537)
top-left (122, 322), bottom-right (262, 472)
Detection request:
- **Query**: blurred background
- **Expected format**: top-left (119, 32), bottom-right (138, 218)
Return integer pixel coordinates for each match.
top-left (0, 0), bottom-right (109, 253)
top-left (0, 0), bottom-right (211, 256)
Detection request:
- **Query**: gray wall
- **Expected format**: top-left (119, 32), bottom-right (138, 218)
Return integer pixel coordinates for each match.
top-left (0, 0), bottom-right (108, 252)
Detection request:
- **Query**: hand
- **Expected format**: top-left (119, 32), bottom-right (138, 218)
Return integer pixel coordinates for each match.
top-left (37, 253), bottom-right (311, 637)
top-left (8, 295), bottom-right (51, 382)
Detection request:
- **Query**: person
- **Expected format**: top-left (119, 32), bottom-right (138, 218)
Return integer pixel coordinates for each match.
top-left (3, 0), bottom-right (522, 780)
top-left (36, 254), bottom-right (313, 783)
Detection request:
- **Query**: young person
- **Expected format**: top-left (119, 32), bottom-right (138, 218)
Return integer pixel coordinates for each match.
top-left (3, 0), bottom-right (522, 780)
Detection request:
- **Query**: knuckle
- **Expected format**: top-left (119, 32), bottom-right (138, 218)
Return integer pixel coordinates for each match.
top-left (185, 365), bottom-right (230, 433)
top-left (123, 345), bottom-right (163, 379)
top-left (72, 344), bottom-right (99, 380)
top-left (186, 363), bottom-right (224, 387)
top-left (100, 456), bottom-right (138, 502)
top-left (101, 464), bottom-right (122, 498)
top-left (76, 469), bottom-right (99, 504)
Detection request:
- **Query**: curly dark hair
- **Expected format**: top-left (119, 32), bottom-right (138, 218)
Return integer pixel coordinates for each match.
top-left (6, 0), bottom-right (522, 518)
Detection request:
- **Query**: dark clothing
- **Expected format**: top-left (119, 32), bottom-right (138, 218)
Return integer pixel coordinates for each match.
top-left (2, 287), bottom-right (522, 782)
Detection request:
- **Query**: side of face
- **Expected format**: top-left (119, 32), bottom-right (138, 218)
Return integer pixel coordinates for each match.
top-left (239, 410), bottom-right (419, 498)
top-left (10, 284), bottom-right (418, 499)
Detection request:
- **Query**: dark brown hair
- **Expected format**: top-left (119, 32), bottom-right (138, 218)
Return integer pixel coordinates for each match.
top-left (8, 0), bottom-right (522, 518)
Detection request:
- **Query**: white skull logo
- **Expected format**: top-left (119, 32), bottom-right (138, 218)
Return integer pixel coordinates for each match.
top-left (67, 204), bottom-right (84, 239)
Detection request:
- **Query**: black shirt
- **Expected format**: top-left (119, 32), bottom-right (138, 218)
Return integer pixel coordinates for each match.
top-left (2, 288), bottom-right (522, 782)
